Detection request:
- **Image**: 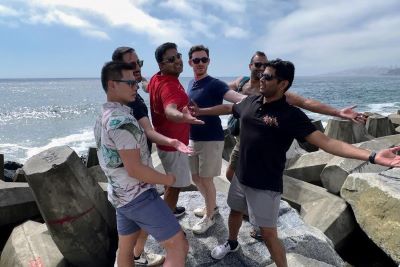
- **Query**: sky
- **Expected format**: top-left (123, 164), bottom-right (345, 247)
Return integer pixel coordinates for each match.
top-left (0, 0), bottom-right (399, 78)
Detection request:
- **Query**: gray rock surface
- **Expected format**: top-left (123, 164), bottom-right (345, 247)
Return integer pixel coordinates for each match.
top-left (341, 169), bottom-right (400, 265)
top-left (0, 221), bottom-right (67, 267)
top-left (366, 115), bottom-right (395, 138)
top-left (23, 146), bottom-right (115, 267)
top-left (266, 253), bottom-right (336, 267)
top-left (140, 191), bottom-right (344, 267)
top-left (324, 118), bottom-right (372, 144)
top-left (320, 134), bottom-right (400, 194)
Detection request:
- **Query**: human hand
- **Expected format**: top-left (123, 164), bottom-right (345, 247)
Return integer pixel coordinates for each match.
top-left (165, 174), bottom-right (176, 186)
top-left (170, 139), bottom-right (195, 154)
top-left (375, 146), bottom-right (400, 167)
top-left (338, 105), bottom-right (367, 124)
top-left (188, 100), bottom-right (199, 116)
top-left (182, 106), bottom-right (204, 125)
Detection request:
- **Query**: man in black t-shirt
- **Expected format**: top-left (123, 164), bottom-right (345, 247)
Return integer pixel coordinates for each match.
top-left (195, 59), bottom-right (400, 267)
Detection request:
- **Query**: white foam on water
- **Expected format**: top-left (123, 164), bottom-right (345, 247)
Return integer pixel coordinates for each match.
top-left (26, 128), bottom-right (96, 160)
top-left (366, 102), bottom-right (400, 116)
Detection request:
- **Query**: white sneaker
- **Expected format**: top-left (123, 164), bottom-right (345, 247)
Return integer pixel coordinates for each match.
top-left (211, 241), bottom-right (240, 260)
top-left (134, 251), bottom-right (165, 266)
top-left (192, 216), bottom-right (215, 234)
top-left (193, 206), bottom-right (219, 217)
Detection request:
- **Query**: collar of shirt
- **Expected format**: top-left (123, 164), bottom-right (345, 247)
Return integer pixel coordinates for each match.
top-left (102, 102), bottom-right (131, 114)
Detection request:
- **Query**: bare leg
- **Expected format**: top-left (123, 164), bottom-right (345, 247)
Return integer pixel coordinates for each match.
top-left (133, 230), bottom-right (148, 257)
top-left (117, 231), bottom-right (140, 267)
top-left (160, 230), bottom-right (188, 267)
top-left (228, 209), bottom-right (243, 240)
top-left (164, 186), bottom-right (180, 211)
top-left (225, 164), bottom-right (235, 182)
top-left (192, 175), bottom-right (216, 217)
top-left (260, 226), bottom-right (287, 267)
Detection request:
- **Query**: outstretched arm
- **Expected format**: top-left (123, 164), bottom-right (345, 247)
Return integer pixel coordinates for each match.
top-left (138, 117), bottom-right (193, 154)
top-left (305, 131), bottom-right (400, 167)
top-left (286, 92), bottom-right (367, 123)
top-left (190, 102), bottom-right (233, 116)
top-left (165, 104), bottom-right (204, 124)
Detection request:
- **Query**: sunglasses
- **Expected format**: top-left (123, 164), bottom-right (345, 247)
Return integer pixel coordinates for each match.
top-left (258, 73), bottom-right (281, 81)
top-left (163, 53), bottom-right (182, 63)
top-left (253, 62), bottom-right (268, 69)
top-left (113, 79), bottom-right (138, 88)
top-left (192, 57), bottom-right (209, 64)
top-left (128, 60), bottom-right (144, 68)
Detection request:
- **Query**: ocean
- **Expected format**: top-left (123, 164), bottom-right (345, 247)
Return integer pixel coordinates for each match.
top-left (0, 76), bottom-right (399, 163)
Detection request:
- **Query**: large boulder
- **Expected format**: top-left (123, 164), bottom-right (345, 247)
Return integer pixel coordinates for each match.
top-left (0, 221), bottom-right (67, 267)
top-left (324, 118), bottom-right (372, 144)
top-left (365, 114), bottom-right (395, 138)
top-left (0, 181), bottom-right (40, 226)
top-left (341, 169), bottom-right (400, 265)
top-left (388, 110), bottom-right (400, 127)
top-left (283, 175), bottom-right (354, 248)
top-left (23, 146), bottom-right (116, 267)
top-left (320, 134), bottom-right (400, 194)
top-left (138, 191), bottom-right (345, 267)
top-left (284, 150), bottom-right (334, 184)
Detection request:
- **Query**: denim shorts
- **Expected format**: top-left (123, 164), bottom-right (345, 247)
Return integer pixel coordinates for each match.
top-left (116, 188), bottom-right (181, 241)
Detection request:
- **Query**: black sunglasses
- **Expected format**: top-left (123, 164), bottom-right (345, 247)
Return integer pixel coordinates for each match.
top-left (163, 53), bottom-right (182, 63)
top-left (128, 60), bottom-right (143, 68)
top-left (253, 62), bottom-right (268, 69)
top-left (113, 79), bottom-right (138, 88)
top-left (258, 73), bottom-right (281, 81)
top-left (192, 57), bottom-right (209, 64)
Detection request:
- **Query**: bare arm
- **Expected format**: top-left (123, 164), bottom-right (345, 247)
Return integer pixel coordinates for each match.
top-left (138, 117), bottom-right (193, 154)
top-left (195, 104), bottom-right (233, 116)
top-left (286, 92), bottom-right (366, 123)
top-left (223, 90), bottom-right (246, 103)
top-left (118, 149), bottom-right (175, 185)
top-left (305, 131), bottom-right (400, 167)
top-left (165, 104), bottom-right (204, 124)
top-left (228, 77), bottom-right (242, 91)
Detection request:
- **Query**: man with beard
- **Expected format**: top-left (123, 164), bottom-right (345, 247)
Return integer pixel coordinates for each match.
top-left (194, 58), bottom-right (400, 267)
top-left (147, 42), bottom-right (204, 220)
top-left (111, 46), bottom-right (192, 266)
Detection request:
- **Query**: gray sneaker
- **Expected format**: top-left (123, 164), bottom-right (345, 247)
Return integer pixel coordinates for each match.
top-left (134, 251), bottom-right (165, 266)
top-left (193, 206), bottom-right (219, 217)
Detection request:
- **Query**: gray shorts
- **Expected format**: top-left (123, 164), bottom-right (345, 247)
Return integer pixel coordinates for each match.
top-left (189, 140), bottom-right (224, 177)
top-left (157, 149), bottom-right (192, 188)
top-left (227, 175), bottom-right (281, 227)
top-left (116, 189), bottom-right (181, 241)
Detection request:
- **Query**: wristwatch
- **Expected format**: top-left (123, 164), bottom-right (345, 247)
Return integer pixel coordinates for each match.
top-left (368, 151), bottom-right (376, 164)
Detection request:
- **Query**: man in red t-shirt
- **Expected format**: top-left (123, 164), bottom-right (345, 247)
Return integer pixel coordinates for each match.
top-left (148, 42), bottom-right (203, 217)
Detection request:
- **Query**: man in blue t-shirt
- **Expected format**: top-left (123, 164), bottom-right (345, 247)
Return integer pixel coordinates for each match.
top-left (187, 45), bottom-right (244, 234)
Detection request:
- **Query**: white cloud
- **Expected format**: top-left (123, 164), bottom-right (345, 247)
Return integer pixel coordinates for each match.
top-left (224, 26), bottom-right (249, 39)
top-left (0, 4), bottom-right (19, 16)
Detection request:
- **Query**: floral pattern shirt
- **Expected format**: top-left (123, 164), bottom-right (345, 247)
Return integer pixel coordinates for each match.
top-left (94, 102), bottom-right (154, 208)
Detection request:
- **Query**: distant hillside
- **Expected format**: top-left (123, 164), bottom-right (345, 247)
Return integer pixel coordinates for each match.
top-left (320, 67), bottom-right (400, 76)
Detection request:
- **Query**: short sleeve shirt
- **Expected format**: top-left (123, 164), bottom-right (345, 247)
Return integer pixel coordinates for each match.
top-left (148, 72), bottom-right (190, 151)
top-left (232, 95), bottom-right (316, 192)
top-left (187, 76), bottom-right (229, 141)
top-left (94, 102), bottom-right (154, 208)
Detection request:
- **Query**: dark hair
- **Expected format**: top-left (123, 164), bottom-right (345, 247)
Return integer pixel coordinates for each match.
top-left (155, 42), bottom-right (177, 63)
top-left (101, 61), bottom-right (134, 92)
top-left (188, 45), bottom-right (209, 59)
top-left (265, 59), bottom-right (295, 91)
top-left (111, 47), bottom-right (135, 61)
top-left (250, 51), bottom-right (267, 63)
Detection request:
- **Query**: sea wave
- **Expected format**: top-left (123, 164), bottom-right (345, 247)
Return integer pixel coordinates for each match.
top-left (1, 128), bottom-right (96, 164)
top-left (0, 104), bottom-right (99, 124)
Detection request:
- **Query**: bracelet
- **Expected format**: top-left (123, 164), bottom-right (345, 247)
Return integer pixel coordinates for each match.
top-left (368, 151), bottom-right (376, 164)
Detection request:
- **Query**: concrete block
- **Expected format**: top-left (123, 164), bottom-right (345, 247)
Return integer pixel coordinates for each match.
top-left (366, 114), bottom-right (395, 138)
top-left (11, 168), bottom-right (26, 182)
top-left (395, 125), bottom-right (400, 134)
top-left (0, 181), bottom-right (40, 226)
top-left (138, 191), bottom-right (345, 267)
top-left (283, 175), bottom-right (354, 247)
top-left (285, 140), bottom-right (307, 168)
top-left (284, 150), bottom-right (334, 184)
top-left (388, 111), bottom-right (400, 127)
top-left (86, 146), bottom-right (99, 168)
top-left (321, 134), bottom-right (400, 194)
top-left (88, 165), bottom-right (108, 182)
top-left (324, 118), bottom-right (372, 144)
top-left (0, 221), bottom-right (67, 267)
top-left (341, 169), bottom-right (400, 265)
top-left (23, 145), bottom-right (115, 267)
